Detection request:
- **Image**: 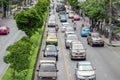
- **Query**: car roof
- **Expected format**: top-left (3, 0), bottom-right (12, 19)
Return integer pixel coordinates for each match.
top-left (78, 61), bottom-right (91, 65)
top-left (72, 41), bottom-right (82, 44)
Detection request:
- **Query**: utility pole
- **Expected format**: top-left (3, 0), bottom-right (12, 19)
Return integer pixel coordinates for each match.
top-left (109, 0), bottom-right (112, 43)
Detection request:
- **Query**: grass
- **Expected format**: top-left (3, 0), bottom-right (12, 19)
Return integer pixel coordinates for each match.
top-left (2, 26), bottom-right (44, 80)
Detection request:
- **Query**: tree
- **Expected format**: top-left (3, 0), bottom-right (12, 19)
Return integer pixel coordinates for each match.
top-left (14, 9), bottom-right (42, 37)
top-left (4, 36), bottom-right (32, 79)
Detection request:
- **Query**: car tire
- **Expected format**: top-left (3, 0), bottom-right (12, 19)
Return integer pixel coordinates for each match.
top-left (56, 57), bottom-right (58, 61)
top-left (87, 39), bottom-right (89, 44)
top-left (101, 44), bottom-right (104, 47)
top-left (90, 42), bottom-right (94, 47)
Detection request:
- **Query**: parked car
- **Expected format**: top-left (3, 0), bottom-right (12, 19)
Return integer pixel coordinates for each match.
top-left (64, 27), bottom-right (75, 37)
top-left (61, 22), bottom-right (70, 32)
top-left (75, 61), bottom-right (96, 80)
top-left (80, 26), bottom-right (92, 37)
top-left (69, 41), bottom-right (86, 60)
top-left (0, 26), bottom-right (9, 35)
top-left (37, 58), bottom-right (58, 80)
top-left (43, 45), bottom-right (59, 61)
top-left (65, 34), bottom-right (78, 49)
top-left (46, 33), bottom-right (58, 46)
top-left (87, 32), bottom-right (104, 47)
top-left (73, 14), bottom-right (80, 21)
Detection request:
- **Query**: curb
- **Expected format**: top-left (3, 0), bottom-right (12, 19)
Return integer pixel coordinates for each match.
top-left (104, 42), bottom-right (120, 47)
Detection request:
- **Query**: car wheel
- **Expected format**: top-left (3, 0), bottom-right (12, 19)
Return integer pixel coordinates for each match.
top-left (56, 57), bottom-right (58, 61)
top-left (90, 42), bottom-right (94, 47)
top-left (87, 39), bottom-right (89, 44)
top-left (101, 44), bottom-right (104, 47)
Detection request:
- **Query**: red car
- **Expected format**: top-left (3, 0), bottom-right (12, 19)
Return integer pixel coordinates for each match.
top-left (73, 14), bottom-right (80, 21)
top-left (0, 26), bottom-right (9, 35)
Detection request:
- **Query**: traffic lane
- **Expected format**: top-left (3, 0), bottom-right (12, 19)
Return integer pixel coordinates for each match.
top-left (0, 16), bottom-right (25, 78)
top-left (59, 15), bottom-right (120, 80)
top-left (57, 14), bottom-right (69, 80)
top-left (76, 19), bottom-right (120, 80)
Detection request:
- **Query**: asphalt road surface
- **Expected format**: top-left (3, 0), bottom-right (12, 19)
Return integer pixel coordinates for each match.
top-left (34, 6), bottom-right (120, 80)
top-left (0, 16), bottom-right (25, 79)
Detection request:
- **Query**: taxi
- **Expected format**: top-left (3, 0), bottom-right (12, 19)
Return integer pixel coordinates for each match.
top-left (46, 33), bottom-right (58, 46)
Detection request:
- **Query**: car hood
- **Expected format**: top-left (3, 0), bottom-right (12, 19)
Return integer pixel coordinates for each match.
top-left (45, 52), bottom-right (57, 56)
top-left (92, 37), bottom-right (102, 41)
top-left (77, 70), bottom-right (95, 76)
top-left (72, 49), bottom-right (86, 53)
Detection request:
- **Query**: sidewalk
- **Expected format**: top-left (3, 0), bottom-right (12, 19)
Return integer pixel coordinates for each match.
top-left (84, 17), bottom-right (120, 47)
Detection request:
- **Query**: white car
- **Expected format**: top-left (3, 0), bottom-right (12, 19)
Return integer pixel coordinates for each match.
top-left (68, 11), bottom-right (74, 18)
top-left (75, 61), bottom-right (96, 80)
top-left (64, 27), bottom-right (75, 37)
top-left (61, 22), bottom-right (71, 32)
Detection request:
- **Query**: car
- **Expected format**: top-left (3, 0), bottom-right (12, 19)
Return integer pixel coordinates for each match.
top-left (46, 33), bottom-right (58, 46)
top-left (0, 26), bottom-right (9, 35)
top-left (75, 61), bottom-right (96, 80)
top-left (58, 11), bottom-right (66, 16)
top-left (64, 27), bottom-right (75, 37)
top-left (69, 41), bottom-right (86, 60)
top-left (60, 15), bottom-right (67, 22)
top-left (68, 11), bottom-right (74, 18)
top-left (37, 58), bottom-right (58, 80)
top-left (61, 22), bottom-right (70, 32)
top-left (80, 26), bottom-right (92, 37)
top-left (48, 20), bottom-right (57, 27)
top-left (43, 45), bottom-right (59, 61)
top-left (73, 14), bottom-right (80, 21)
top-left (87, 32), bottom-right (104, 47)
top-left (46, 28), bottom-right (57, 36)
top-left (65, 34), bottom-right (78, 49)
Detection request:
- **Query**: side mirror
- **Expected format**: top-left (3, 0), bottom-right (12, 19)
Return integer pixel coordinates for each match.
top-left (56, 70), bottom-right (59, 72)
top-left (93, 67), bottom-right (96, 70)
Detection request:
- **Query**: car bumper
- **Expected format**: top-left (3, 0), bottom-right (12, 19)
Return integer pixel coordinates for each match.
top-left (46, 42), bottom-right (58, 46)
top-left (71, 55), bottom-right (86, 59)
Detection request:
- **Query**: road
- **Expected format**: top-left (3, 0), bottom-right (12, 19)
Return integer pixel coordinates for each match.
top-left (0, 16), bottom-right (25, 78)
top-left (34, 0), bottom-right (120, 80)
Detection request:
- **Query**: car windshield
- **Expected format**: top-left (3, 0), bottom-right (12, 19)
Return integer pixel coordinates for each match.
top-left (66, 28), bottom-right (74, 32)
top-left (48, 35), bottom-right (56, 39)
top-left (72, 44), bottom-right (84, 50)
top-left (67, 36), bottom-right (78, 40)
top-left (78, 64), bottom-right (93, 71)
top-left (40, 64), bottom-right (56, 72)
top-left (92, 34), bottom-right (100, 38)
top-left (46, 46), bottom-right (56, 52)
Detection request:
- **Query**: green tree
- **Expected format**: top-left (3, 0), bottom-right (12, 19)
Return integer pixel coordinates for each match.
top-left (14, 9), bottom-right (42, 37)
top-left (4, 36), bottom-right (32, 79)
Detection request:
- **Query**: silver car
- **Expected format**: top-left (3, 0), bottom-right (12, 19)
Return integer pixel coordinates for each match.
top-left (87, 32), bottom-right (104, 47)
top-left (64, 27), bottom-right (75, 37)
top-left (75, 61), bottom-right (96, 80)
top-left (69, 41), bottom-right (86, 60)
top-left (37, 58), bottom-right (58, 80)
top-left (61, 22), bottom-right (71, 32)
top-left (65, 34), bottom-right (78, 49)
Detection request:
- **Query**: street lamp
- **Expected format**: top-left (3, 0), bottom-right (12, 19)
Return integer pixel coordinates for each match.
top-left (109, 0), bottom-right (112, 44)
